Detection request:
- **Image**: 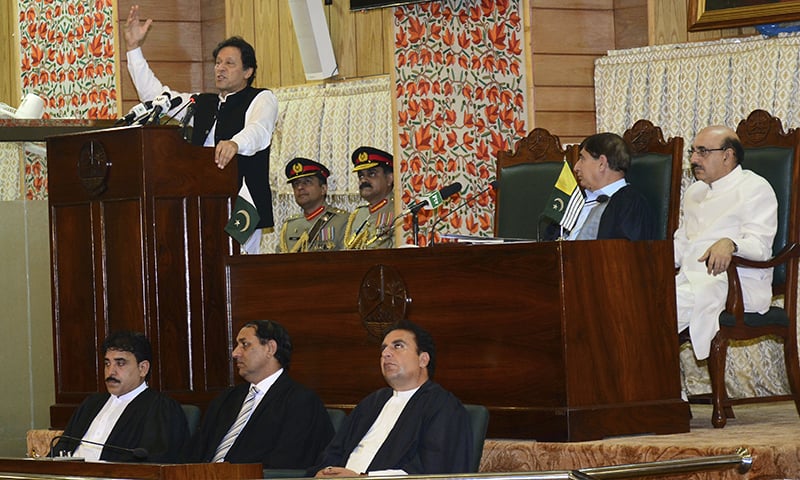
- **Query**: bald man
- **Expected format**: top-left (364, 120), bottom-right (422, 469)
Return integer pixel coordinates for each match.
top-left (674, 125), bottom-right (778, 360)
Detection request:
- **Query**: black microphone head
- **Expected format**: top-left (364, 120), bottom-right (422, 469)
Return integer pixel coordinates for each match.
top-left (440, 182), bottom-right (462, 199)
top-left (169, 96), bottom-right (182, 108)
top-left (596, 194), bottom-right (609, 203)
top-left (489, 180), bottom-right (499, 191)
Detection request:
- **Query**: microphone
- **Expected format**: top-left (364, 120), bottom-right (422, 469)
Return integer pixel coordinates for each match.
top-left (179, 95), bottom-right (198, 142)
top-left (48, 434), bottom-right (149, 460)
top-left (161, 94), bottom-right (196, 127)
top-left (140, 93), bottom-right (181, 126)
top-left (115, 101), bottom-right (152, 126)
top-left (429, 180), bottom-right (497, 244)
top-left (401, 182), bottom-right (463, 216)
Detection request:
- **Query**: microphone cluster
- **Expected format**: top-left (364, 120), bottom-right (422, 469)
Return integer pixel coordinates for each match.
top-left (115, 91), bottom-right (183, 126)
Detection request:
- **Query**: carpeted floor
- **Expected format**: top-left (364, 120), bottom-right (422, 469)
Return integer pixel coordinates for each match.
top-left (480, 402), bottom-right (800, 479)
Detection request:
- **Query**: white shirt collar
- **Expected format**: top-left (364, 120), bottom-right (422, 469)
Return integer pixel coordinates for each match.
top-left (253, 368), bottom-right (283, 395)
top-left (112, 381), bottom-right (148, 402)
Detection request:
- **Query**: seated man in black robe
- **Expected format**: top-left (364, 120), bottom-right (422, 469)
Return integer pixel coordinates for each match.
top-left (49, 331), bottom-right (188, 462)
top-left (545, 132), bottom-right (656, 241)
top-left (310, 320), bottom-right (473, 477)
top-left (186, 320), bottom-right (333, 468)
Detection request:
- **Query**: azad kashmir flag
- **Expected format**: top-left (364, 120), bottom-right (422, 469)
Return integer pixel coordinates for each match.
top-left (542, 160), bottom-right (585, 232)
top-left (225, 182), bottom-right (260, 245)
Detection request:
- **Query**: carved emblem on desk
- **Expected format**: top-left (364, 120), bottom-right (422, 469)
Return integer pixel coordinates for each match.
top-left (78, 140), bottom-right (110, 197)
top-left (358, 264), bottom-right (410, 340)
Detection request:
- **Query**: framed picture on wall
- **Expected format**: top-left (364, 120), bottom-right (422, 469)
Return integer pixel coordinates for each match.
top-left (689, 0), bottom-right (800, 31)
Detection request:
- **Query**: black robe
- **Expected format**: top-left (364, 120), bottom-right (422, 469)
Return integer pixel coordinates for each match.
top-left (308, 380), bottom-right (473, 475)
top-left (595, 184), bottom-right (656, 240)
top-left (186, 371), bottom-right (333, 468)
top-left (543, 184), bottom-right (656, 241)
top-left (50, 388), bottom-right (189, 463)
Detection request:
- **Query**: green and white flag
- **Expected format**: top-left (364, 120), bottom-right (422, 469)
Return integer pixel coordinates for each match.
top-left (542, 160), bottom-right (584, 232)
top-left (225, 182), bottom-right (260, 245)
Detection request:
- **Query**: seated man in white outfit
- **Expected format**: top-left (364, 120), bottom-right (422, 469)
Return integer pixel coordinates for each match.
top-left (675, 125), bottom-right (778, 360)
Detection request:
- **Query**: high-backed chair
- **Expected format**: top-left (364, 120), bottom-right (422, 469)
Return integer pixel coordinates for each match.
top-left (622, 119), bottom-right (684, 240)
top-left (181, 404), bottom-right (201, 437)
top-left (463, 404), bottom-right (489, 472)
top-left (709, 109), bottom-right (800, 428)
top-left (326, 407), bottom-right (347, 433)
top-left (494, 128), bottom-right (577, 239)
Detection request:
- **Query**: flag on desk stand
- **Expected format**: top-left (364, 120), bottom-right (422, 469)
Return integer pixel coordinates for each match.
top-left (225, 182), bottom-right (260, 245)
top-left (542, 160), bottom-right (584, 233)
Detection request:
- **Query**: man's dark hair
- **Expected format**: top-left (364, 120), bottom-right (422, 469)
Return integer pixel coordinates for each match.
top-left (102, 331), bottom-right (153, 381)
top-left (213, 36), bottom-right (257, 87)
top-left (243, 320), bottom-right (293, 368)
top-left (384, 320), bottom-right (436, 379)
top-left (722, 135), bottom-right (745, 165)
top-left (579, 132), bottom-right (632, 173)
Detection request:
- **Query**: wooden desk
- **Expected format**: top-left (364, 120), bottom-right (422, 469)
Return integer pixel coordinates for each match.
top-left (226, 240), bottom-right (690, 441)
top-left (0, 458), bottom-right (261, 480)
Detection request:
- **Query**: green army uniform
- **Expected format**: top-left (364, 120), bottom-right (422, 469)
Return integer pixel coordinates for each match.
top-left (279, 205), bottom-right (349, 253)
top-left (344, 194), bottom-right (395, 250)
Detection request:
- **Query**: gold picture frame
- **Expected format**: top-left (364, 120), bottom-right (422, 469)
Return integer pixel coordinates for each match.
top-left (689, 0), bottom-right (800, 31)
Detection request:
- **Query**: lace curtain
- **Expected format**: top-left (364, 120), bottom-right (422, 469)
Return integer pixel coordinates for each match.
top-left (595, 34), bottom-right (800, 398)
top-left (259, 76), bottom-right (393, 253)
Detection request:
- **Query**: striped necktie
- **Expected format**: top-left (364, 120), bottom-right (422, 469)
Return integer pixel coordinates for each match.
top-left (212, 385), bottom-right (258, 462)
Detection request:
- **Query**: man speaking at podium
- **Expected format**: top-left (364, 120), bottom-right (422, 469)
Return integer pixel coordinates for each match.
top-left (49, 331), bottom-right (189, 462)
top-left (123, 5), bottom-right (278, 254)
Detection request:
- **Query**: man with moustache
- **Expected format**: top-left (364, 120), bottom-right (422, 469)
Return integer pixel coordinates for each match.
top-left (310, 320), bottom-right (473, 477)
top-left (278, 157), bottom-right (349, 253)
top-left (561, 132), bottom-right (656, 240)
top-left (186, 320), bottom-right (333, 468)
top-left (49, 331), bottom-right (188, 462)
top-left (675, 125), bottom-right (777, 360)
top-left (344, 146), bottom-right (396, 249)
top-left (124, 5), bottom-right (278, 254)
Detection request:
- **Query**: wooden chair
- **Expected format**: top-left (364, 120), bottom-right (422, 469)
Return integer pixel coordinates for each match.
top-left (622, 119), bottom-right (684, 240)
top-left (494, 128), bottom-right (578, 239)
top-left (709, 109), bottom-right (800, 428)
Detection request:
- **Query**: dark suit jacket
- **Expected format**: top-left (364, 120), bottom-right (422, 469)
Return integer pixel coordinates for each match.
top-left (51, 388), bottom-right (189, 463)
top-left (309, 380), bottom-right (473, 475)
top-left (187, 371), bottom-right (333, 468)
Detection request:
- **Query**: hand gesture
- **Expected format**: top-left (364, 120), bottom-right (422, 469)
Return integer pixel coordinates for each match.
top-left (124, 4), bottom-right (152, 51)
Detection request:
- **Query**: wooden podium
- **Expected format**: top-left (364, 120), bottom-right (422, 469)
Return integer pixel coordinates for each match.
top-left (46, 126), bottom-right (238, 426)
top-left (0, 458), bottom-right (261, 480)
top-left (225, 240), bottom-right (690, 441)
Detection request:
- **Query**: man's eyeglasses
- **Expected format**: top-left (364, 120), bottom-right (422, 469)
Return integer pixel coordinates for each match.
top-left (688, 146), bottom-right (726, 157)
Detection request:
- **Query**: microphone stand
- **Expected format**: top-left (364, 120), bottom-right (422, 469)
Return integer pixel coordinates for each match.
top-left (428, 181), bottom-right (497, 245)
top-left (411, 211), bottom-right (420, 246)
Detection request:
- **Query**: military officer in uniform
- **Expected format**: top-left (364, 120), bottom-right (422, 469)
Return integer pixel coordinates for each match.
top-left (344, 146), bottom-right (396, 249)
top-left (278, 158), bottom-right (348, 253)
